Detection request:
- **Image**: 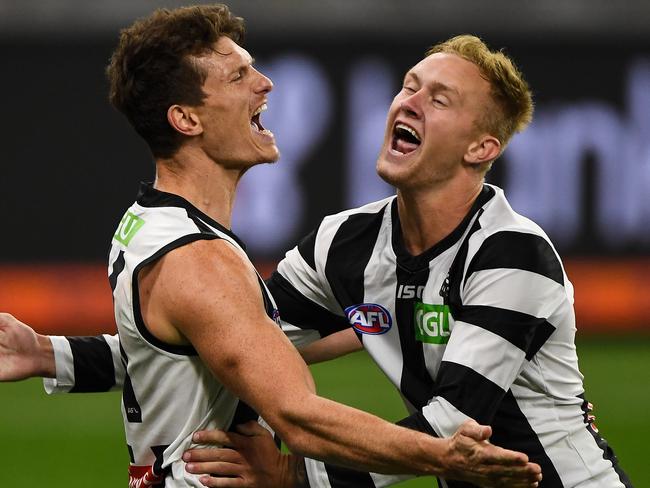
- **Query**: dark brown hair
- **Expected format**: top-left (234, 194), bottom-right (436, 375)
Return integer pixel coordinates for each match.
top-left (107, 4), bottom-right (245, 158)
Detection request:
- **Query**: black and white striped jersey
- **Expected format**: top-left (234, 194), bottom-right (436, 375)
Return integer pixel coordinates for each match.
top-left (270, 184), bottom-right (632, 488)
top-left (101, 182), bottom-right (274, 487)
top-left (43, 183), bottom-right (632, 487)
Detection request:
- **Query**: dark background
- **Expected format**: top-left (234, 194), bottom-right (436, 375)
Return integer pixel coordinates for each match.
top-left (0, 3), bottom-right (648, 486)
top-left (2, 1), bottom-right (650, 263)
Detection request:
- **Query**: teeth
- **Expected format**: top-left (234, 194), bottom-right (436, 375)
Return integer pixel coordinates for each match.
top-left (395, 123), bottom-right (420, 142)
top-left (253, 103), bottom-right (267, 117)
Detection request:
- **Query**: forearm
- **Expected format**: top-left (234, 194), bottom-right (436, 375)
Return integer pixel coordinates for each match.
top-left (44, 334), bottom-right (124, 394)
top-left (297, 328), bottom-right (361, 365)
top-left (296, 411), bottom-right (434, 487)
top-left (273, 394), bottom-right (449, 477)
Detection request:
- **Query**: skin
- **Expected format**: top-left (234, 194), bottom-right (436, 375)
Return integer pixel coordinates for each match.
top-left (0, 313), bottom-right (54, 380)
top-left (157, 36), bottom-right (279, 231)
top-left (0, 40), bottom-right (542, 487)
top-left (377, 52), bottom-right (501, 255)
top-left (185, 52), bottom-right (536, 487)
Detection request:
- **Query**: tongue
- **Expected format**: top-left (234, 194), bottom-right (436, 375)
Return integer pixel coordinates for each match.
top-left (394, 138), bottom-right (419, 154)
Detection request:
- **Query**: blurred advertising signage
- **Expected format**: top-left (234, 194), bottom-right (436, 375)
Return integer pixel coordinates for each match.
top-left (232, 53), bottom-right (650, 255)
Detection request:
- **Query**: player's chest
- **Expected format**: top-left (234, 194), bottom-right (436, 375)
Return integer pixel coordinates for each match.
top-left (346, 258), bottom-right (458, 363)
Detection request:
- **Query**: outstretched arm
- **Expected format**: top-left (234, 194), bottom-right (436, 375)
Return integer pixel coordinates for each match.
top-left (298, 328), bottom-right (361, 365)
top-left (0, 313), bottom-right (124, 393)
top-left (184, 419), bottom-right (541, 488)
top-left (146, 239), bottom-right (540, 486)
top-left (0, 313), bottom-right (55, 380)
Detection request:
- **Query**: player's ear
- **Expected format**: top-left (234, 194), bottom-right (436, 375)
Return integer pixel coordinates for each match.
top-left (463, 135), bottom-right (500, 167)
top-left (167, 105), bottom-right (203, 137)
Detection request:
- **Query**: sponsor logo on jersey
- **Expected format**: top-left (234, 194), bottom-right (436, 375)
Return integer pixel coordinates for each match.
top-left (414, 302), bottom-right (452, 344)
top-left (114, 211), bottom-right (145, 246)
top-left (128, 464), bottom-right (164, 488)
top-left (397, 284), bottom-right (425, 299)
top-left (345, 303), bottom-right (392, 335)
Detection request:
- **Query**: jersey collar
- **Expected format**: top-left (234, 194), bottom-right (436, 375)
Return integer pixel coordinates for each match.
top-left (135, 181), bottom-right (247, 250)
top-left (391, 184), bottom-right (495, 272)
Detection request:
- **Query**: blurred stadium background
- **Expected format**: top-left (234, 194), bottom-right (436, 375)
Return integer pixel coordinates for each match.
top-left (0, 0), bottom-right (648, 486)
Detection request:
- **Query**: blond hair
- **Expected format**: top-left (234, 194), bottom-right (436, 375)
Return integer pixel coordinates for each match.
top-left (427, 35), bottom-right (533, 150)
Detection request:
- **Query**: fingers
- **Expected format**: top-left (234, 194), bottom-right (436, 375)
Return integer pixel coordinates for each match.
top-left (184, 447), bottom-right (242, 464)
top-left (193, 429), bottom-right (243, 448)
top-left (234, 421), bottom-right (268, 437)
top-left (458, 419), bottom-right (491, 442)
top-left (481, 443), bottom-right (529, 466)
top-left (186, 461), bottom-right (241, 477)
top-left (483, 461), bottom-right (542, 487)
top-left (197, 474), bottom-right (245, 488)
top-left (450, 420), bottom-right (542, 487)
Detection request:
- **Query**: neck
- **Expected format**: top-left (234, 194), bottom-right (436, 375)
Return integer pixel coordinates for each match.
top-left (396, 176), bottom-right (484, 256)
top-left (154, 146), bottom-right (244, 229)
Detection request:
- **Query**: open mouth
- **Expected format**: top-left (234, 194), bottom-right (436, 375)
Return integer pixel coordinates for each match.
top-left (251, 103), bottom-right (273, 137)
top-left (391, 122), bottom-right (421, 155)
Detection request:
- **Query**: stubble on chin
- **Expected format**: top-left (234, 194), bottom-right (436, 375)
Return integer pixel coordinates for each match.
top-left (375, 160), bottom-right (400, 188)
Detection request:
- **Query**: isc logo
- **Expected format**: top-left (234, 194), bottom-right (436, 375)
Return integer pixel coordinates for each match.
top-left (345, 303), bottom-right (392, 335)
top-left (397, 284), bottom-right (425, 299)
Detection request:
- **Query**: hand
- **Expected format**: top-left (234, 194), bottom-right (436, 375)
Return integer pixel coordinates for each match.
top-left (0, 313), bottom-right (55, 380)
top-left (444, 420), bottom-right (542, 487)
top-left (184, 421), bottom-right (304, 488)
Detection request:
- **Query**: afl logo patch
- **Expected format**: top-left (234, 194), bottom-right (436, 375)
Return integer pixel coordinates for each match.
top-left (345, 303), bottom-right (392, 335)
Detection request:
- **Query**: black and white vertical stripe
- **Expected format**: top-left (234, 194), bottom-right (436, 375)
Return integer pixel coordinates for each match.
top-left (271, 185), bottom-right (632, 488)
top-left (51, 184), bottom-right (632, 488)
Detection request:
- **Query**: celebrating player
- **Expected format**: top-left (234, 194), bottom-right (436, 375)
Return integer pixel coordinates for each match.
top-left (0, 5), bottom-right (542, 488)
top-left (181, 35), bottom-right (632, 488)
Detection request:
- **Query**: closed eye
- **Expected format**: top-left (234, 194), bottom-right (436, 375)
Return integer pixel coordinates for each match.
top-left (231, 67), bottom-right (248, 82)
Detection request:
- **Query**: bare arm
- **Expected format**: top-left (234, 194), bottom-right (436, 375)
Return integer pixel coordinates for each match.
top-left (141, 239), bottom-right (540, 485)
top-left (185, 420), bottom-right (541, 488)
top-left (0, 314), bottom-right (124, 393)
top-left (298, 328), bottom-right (362, 364)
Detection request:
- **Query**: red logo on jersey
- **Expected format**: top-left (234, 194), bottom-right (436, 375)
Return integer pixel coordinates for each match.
top-left (129, 465), bottom-right (164, 487)
top-left (345, 303), bottom-right (392, 335)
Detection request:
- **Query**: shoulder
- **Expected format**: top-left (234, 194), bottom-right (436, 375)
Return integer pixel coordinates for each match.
top-left (468, 185), bottom-right (564, 286)
top-left (150, 238), bottom-right (266, 327)
top-left (289, 197), bottom-right (394, 272)
top-left (477, 185), bottom-right (549, 238)
top-left (161, 238), bottom-right (254, 281)
top-left (325, 196), bottom-right (394, 225)
top-left (303, 197), bottom-right (394, 241)
top-left (113, 202), bottom-right (212, 258)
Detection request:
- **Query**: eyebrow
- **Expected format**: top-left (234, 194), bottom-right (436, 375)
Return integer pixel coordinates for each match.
top-left (229, 57), bottom-right (255, 76)
top-left (404, 72), bottom-right (460, 97)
